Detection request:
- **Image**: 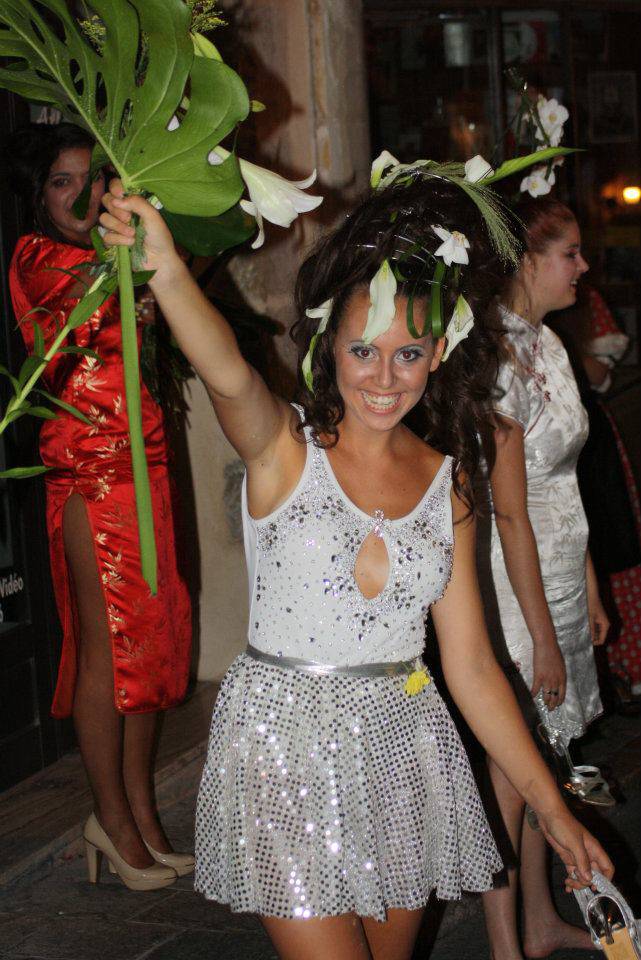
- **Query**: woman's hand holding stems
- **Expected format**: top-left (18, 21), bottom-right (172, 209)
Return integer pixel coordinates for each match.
top-left (100, 180), bottom-right (288, 472)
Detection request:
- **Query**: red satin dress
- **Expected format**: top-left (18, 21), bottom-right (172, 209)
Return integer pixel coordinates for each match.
top-left (9, 234), bottom-right (192, 718)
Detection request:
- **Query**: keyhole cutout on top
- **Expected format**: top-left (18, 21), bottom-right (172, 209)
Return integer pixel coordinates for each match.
top-left (353, 530), bottom-right (390, 600)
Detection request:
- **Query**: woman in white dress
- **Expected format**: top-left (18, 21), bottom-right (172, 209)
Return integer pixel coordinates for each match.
top-left (479, 197), bottom-right (610, 960)
top-left (100, 174), bottom-right (611, 960)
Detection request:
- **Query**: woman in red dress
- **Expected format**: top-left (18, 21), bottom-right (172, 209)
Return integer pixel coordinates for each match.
top-left (7, 123), bottom-right (193, 889)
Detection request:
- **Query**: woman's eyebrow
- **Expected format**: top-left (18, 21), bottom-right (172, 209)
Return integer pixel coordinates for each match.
top-left (47, 170), bottom-right (89, 179)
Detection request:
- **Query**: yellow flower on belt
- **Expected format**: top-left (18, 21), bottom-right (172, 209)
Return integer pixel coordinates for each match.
top-left (405, 666), bottom-right (431, 696)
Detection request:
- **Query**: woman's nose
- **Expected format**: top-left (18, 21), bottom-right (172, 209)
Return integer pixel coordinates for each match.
top-left (578, 253), bottom-right (589, 274)
top-left (375, 356), bottom-right (395, 388)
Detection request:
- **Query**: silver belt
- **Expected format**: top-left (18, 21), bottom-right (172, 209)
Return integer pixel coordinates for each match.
top-left (246, 644), bottom-right (423, 678)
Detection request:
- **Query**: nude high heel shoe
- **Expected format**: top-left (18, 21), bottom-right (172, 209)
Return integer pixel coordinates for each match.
top-left (143, 840), bottom-right (195, 877)
top-left (83, 813), bottom-right (178, 891)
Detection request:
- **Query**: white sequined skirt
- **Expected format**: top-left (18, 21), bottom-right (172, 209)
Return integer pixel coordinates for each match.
top-left (194, 654), bottom-right (502, 921)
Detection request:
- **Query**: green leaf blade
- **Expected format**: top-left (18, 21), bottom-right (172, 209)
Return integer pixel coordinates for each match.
top-left (26, 405), bottom-right (57, 420)
top-left (0, 465), bottom-right (50, 479)
top-left (36, 389), bottom-right (93, 425)
top-left (18, 354), bottom-right (46, 388)
top-left (59, 345), bottom-right (103, 362)
top-left (485, 147), bottom-right (578, 184)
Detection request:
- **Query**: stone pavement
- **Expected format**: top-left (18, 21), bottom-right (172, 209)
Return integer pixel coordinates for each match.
top-left (0, 711), bottom-right (639, 960)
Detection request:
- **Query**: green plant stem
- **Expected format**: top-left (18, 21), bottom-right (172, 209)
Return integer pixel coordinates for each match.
top-left (0, 273), bottom-right (108, 434)
top-left (117, 244), bottom-right (158, 595)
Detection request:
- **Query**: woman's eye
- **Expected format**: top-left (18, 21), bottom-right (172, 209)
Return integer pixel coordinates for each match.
top-left (398, 349), bottom-right (422, 362)
top-left (51, 178), bottom-right (69, 188)
top-left (350, 346), bottom-right (374, 360)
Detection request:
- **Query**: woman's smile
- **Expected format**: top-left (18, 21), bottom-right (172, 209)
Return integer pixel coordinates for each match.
top-left (360, 390), bottom-right (402, 414)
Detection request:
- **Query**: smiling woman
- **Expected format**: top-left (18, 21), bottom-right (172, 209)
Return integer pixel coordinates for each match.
top-left (5, 121), bottom-right (193, 891)
top-left (477, 197), bottom-right (612, 959)
top-left (98, 162), bottom-right (613, 959)
top-left (9, 124), bottom-right (103, 247)
top-left (40, 146), bottom-right (105, 247)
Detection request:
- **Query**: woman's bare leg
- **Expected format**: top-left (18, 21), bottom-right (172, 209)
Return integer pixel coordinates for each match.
top-left (63, 493), bottom-right (153, 868)
top-left (520, 817), bottom-right (593, 958)
top-left (261, 914), bottom-right (373, 960)
top-left (482, 758), bottom-right (525, 960)
top-left (362, 907), bottom-right (424, 960)
top-left (123, 712), bottom-right (173, 852)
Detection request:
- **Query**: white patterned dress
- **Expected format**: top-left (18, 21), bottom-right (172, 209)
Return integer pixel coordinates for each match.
top-left (195, 415), bottom-right (501, 920)
top-left (477, 309), bottom-right (602, 743)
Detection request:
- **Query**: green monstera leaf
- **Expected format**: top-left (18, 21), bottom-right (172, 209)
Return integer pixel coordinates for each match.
top-left (160, 203), bottom-right (256, 257)
top-left (0, 1), bottom-right (255, 593)
top-left (0, 0), bottom-right (249, 215)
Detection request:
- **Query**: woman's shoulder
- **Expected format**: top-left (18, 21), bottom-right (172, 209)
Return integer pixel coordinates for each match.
top-left (403, 432), bottom-right (451, 482)
top-left (10, 234), bottom-right (96, 309)
top-left (10, 233), bottom-right (53, 274)
top-left (11, 233), bottom-right (87, 282)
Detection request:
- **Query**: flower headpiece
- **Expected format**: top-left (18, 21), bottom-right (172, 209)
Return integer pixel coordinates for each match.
top-left (302, 143), bottom-right (574, 391)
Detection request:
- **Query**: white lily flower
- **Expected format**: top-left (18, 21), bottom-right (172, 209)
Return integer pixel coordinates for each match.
top-left (432, 225), bottom-right (470, 266)
top-left (535, 97), bottom-right (568, 146)
top-left (464, 154), bottom-right (493, 183)
top-left (210, 146), bottom-right (323, 250)
top-left (520, 166), bottom-right (555, 197)
top-left (302, 299), bottom-right (333, 391)
top-left (442, 295), bottom-right (474, 362)
top-left (362, 260), bottom-right (397, 344)
top-left (370, 150), bottom-right (399, 188)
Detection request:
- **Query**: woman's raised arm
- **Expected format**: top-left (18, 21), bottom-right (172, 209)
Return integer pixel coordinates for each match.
top-left (100, 181), bottom-right (289, 465)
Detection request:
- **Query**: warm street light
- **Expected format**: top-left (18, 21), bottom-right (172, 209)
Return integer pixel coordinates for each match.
top-left (622, 185), bottom-right (641, 204)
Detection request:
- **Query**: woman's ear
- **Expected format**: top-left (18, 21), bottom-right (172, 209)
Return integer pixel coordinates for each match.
top-left (520, 251), bottom-right (538, 282)
top-left (430, 336), bottom-right (446, 372)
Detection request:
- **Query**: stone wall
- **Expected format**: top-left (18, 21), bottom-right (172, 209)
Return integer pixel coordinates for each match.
top-left (184, 0), bottom-right (371, 680)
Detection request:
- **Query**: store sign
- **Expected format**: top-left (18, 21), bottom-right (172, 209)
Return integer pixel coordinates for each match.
top-left (0, 570), bottom-right (27, 627)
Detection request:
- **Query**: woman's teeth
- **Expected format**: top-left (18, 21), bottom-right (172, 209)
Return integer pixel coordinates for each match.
top-left (361, 391), bottom-right (401, 411)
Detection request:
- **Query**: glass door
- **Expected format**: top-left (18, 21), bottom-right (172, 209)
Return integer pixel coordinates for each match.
top-left (0, 90), bottom-right (70, 791)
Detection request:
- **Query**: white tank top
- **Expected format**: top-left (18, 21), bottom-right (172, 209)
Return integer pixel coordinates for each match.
top-left (241, 415), bottom-right (454, 666)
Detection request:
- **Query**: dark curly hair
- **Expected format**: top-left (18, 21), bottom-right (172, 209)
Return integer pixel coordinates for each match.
top-left (2, 122), bottom-right (97, 245)
top-left (291, 176), bottom-right (513, 508)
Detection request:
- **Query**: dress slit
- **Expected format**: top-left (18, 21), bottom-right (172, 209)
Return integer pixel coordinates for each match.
top-left (59, 491), bottom-right (117, 711)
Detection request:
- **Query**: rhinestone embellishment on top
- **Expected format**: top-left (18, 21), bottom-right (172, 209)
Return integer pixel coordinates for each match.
top-left (249, 437), bottom-right (453, 665)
